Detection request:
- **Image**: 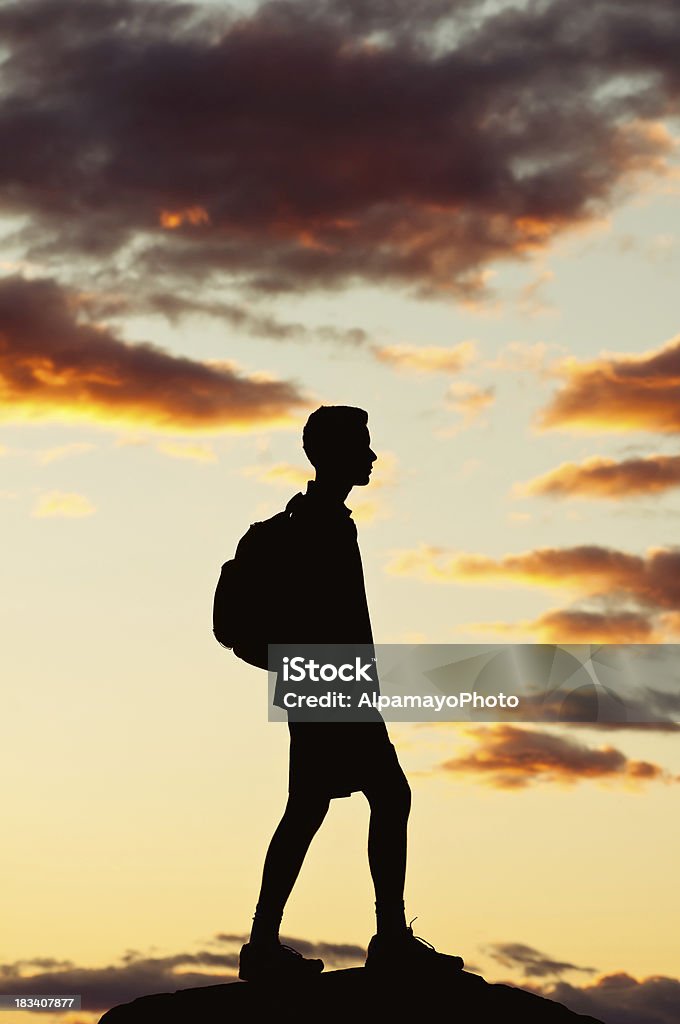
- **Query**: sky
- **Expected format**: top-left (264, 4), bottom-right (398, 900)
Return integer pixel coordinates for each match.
top-left (1, 1), bottom-right (679, 1022)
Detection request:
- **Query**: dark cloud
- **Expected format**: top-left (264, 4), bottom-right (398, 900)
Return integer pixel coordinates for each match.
top-left (213, 933), bottom-right (365, 966)
top-left (438, 724), bottom-right (673, 788)
top-left (0, 275), bottom-right (306, 431)
top-left (0, 935), bottom-right (366, 1012)
top-left (487, 942), bottom-right (596, 979)
top-left (538, 337), bottom-right (680, 436)
top-left (0, 949), bottom-right (238, 1013)
top-left (532, 607), bottom-right (659, 644)
top-left (533, 972), bottom-right (680, 1024)
top-left (0, 0), bottom-right (678, 303)
top-left (519, 453), bottom-right (680, 499)
top-left (78, 289), bottom-right (371, 346)
top-left (0, 958), bottom-right (76, 979)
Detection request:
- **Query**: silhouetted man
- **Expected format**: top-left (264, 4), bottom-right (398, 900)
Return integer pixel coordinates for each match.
top-left (237, 406), bottom-right (464, 981)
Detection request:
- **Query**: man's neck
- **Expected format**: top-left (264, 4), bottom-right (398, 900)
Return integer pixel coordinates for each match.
top-left (310, 473), bottom-right (352, 504)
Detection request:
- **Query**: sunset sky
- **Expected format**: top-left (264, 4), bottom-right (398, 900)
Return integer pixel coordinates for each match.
top-left (1, 1), bottom-right (680, 1022)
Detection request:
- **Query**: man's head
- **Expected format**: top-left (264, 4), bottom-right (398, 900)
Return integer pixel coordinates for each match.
top-left (303, 405), bottom-right (376, 487)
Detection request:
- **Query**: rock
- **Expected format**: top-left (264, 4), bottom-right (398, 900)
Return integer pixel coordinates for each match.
top-left (97, 965), bottom-right (605, 1023)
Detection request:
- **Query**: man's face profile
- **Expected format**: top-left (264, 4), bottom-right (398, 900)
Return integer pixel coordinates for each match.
top-left (319, 424), bottom-right (377, 487)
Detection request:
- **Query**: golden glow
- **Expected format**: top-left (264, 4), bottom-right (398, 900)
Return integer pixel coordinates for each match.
top-left (159, 205), bottom-right (210, 229)
top-left (374, 341), bottom-right (476, 374)
top-left (31, 491), bottom-right (96, 518)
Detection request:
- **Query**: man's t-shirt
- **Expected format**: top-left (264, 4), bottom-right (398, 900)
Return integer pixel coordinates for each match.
top-left (282, 481), bottom-right (396, 797)
top-left (279, 479), bottom-right (374, 647)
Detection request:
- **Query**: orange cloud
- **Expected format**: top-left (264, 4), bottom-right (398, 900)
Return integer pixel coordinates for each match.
top-left (0, 276), bottom-right (306, 433)
top-left (387, 543), bottom-right (642, 592)
top-left (159, 206), bottom-right (210, 229)
top-left (438, 725), bottom-right (671, 789)
top-left (243, 463), bottom-right (311, 488)
top-left (538, 336), bottom-right (680, 434)
top-left (347, 498), bottom-right (390, 526)
top-left (446, 382), bottom-right (495, 422)
top-left (659, 611), bottom-right (680, 635)
top-left (32, 491), bottom-right (96, 518)
top-left (388, 542), bottom-right (680, 641)
top-left (518, 454), bottom-right (680, 499)
top-left (460, 607), bottom-right (660, 644)
top-left (373, 341), bottom-right (476, 374)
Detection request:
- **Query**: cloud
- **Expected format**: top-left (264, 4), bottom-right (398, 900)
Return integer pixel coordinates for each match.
top-left (156, 440), bottom-right (217, 463)
top-left (0, 276), bottom-right (306, 433)
top-left (487, 942), bottom-right (596, 979)
top-left (533, 972), bottom-right (680, 1024)
top-left (518, 453), bottom-right (680, 499)
top-left (660, 610), bottom-right (680, 636)
top-left (386, 542), bottom-right (680, 611)
top-left (388, 542), bottom-right (638, 590)
top-left (36, 442), bottom-right (97, 464)
top-left (372, 341), bottom-right (475, 374)
top-left (159, 206), bottom-right (210, 230)
top-left (94, 289), bottom-right (371, 347)
top-left (214, 933), bottom-right (365, 968)
top-left (483, 341), bottom-right (566, 375)
top-left (243, 462), bottom-right (311, 488)
top-left (461, 607), bottom-right (661, 643)
top-left (0, 0), bottom-right (678, 302)
top-left (348, 497), bottom-right (389, 525)
top-left (517, 270), bottom-right (556, 316)
top-left (438, 725), bottom-right (673, 789)
top-left (445, 382), bottom-right (495, 423)
top-left (0, 934), bottom-right (365, 1014)
top-left (390, 541), bottom-right (680, 642)
top-left (2, 935), bottom-right (677, 1024)
top-left (485, 941), bottom-right (680, 1024)
top-left (0, 950), bottom-right (237, 1013)
top-left (538, 336), bottom-right (680, 435)
top-left (32, 491), bottom-right (96, 518)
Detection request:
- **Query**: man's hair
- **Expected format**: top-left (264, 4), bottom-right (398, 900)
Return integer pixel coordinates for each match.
top-left (302, 405), bottom-right (368, 467)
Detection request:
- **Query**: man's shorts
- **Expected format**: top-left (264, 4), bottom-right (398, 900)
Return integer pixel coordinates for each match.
top-left (288, 720), bottom-right (403, 800)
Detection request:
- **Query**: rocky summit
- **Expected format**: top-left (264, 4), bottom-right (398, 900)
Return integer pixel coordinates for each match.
top-left (98, 965), bottom-right (605, 1024)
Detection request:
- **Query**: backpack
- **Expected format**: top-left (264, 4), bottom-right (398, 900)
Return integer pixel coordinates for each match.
top-left (212, 505), bottom-right (296, 669)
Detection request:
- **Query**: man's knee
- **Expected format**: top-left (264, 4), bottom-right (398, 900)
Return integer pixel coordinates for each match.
top-left (365, 766), bottom-right (411, 818)
top-left (393, 770), bottom-right (412, 817)
top-left (284, 791), bottom-right (330, 830)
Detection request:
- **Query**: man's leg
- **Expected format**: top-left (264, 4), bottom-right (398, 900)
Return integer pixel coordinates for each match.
top-left (249, 790), bottom-right (330, 947)
top-left (363, 758), bottom-right (464, 972)
top-left (364, 764), bottom-right (411, 938)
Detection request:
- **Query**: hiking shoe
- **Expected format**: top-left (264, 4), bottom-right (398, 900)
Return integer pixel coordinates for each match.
top-left (238, 941), bottom-right (324, 982)
top-left (365, 923), bottom-right (464, 974)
